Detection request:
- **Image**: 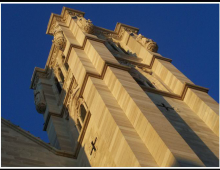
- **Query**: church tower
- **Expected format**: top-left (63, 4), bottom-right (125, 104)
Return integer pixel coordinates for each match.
top-left (29, 7), bottom-right (219, 167)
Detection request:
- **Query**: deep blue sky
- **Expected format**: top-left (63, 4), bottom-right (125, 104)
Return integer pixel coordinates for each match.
top-left (1, 4), bottom-right (219, 142)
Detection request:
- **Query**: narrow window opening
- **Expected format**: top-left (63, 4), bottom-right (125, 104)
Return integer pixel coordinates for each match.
top-left (54, 77), bottom-right (62, 94)
top-left (64, 62), bottom-right (69, 71)
top-left (58, 68), bottom-right (65, 83)
top-left (80, 104), bottom-right (87, 123)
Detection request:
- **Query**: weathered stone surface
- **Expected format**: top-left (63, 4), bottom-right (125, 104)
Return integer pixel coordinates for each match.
top-left (1, 120), bottom-right (76, 167)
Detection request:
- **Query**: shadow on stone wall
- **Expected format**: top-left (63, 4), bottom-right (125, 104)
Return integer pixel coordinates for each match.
top-left (145, 93), bottom-right (219, 167)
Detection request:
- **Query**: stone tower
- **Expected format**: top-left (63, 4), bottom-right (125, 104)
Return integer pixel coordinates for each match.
top-left (29, 7), bottom-right (219, 167)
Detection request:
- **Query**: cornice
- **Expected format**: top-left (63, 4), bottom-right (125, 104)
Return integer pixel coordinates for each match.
top-left (46, 7), bottom-right (85, 36)
top-left (181, 83), bottom-right (209, 100)
top-left (142, 82), bottom-right (209, 101)
top-left (60, 7), bottom-right (85, 18)
top-left (46, 13), bottom-right (63, 35)
top-left (114, 22), bottom-right (139, 34)
top-left (95, 26), bottom-right (116, 35)
top-left (142, 86), bottom-right (182, 99)
top-left (46, 6), bottom-right (140, 40)
top-left (30, 67), bottom-right (48, 89)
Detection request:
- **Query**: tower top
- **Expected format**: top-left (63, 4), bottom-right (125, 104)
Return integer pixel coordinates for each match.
top-left (46, 7), bottom-right (85, 35)
top-left (46, 6), bottom-right (139, 38)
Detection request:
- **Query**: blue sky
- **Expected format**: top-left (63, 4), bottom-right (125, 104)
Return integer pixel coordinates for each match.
top-left (1, 4), bottom-right (219, 142)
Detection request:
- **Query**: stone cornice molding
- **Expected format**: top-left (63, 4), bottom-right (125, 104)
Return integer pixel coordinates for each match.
top-left (46, 7), bottom-right (85, 35)
top-left (1, 118), bottom-right (76, 159)
top-left (76, 16), bottom-right (94, 34)
top-left (114, 22), bottom-right (139, 35)
top-left (94, 26), bottom-right (119, 39)
top-left (142, 82), bottom-right (209, 101)
top-left (135, 33), bottom-right (159, 52)
top-left (30, 67), bottom-right (51, 90)
top-left (46, 7), bottom-right (140, 41)
top-left (181, 83), bottom-right (209, 99)
top-left (52, 25), bottom-right (67, 52)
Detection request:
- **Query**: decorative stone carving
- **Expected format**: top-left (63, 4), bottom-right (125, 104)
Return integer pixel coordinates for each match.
top-left (87, 133), bottom-right (99, 161)
top-left (118, 27), bottom-right (138, 39)
top-left (76, 16), bottom-right (94, 34)
top-left (49, 17), bottom-right (62, 35)
top-left (94, 28), bottom-right (119, 40)
top-left (89, 137), bottom-right (98, 158)
top-left (34, 89), bottom-right (46, 114)
top-left (49, 45), bottom-right (59, 68)
top-left (62, 10), bottom-right (83, 22)
top-left (136, 34), bottom-right (158, 52)
top-left (61, 10), bottom-right (69, 22)
top-left (49, 11), bottom-right (83, 34)
top-left (53, 63), bottom-right (59, 77)
top-left (32, 76), bottom-right (39, 90)
top-left (67, 87), bottom-right (79, 110)
top-left (32, 71), bottom-right (51, 90)
top-left (52, 25), bottom-right (66, 52)
top-left (66, 74), bottom-right (79, 110)
top-left (62, 10), bottom-right (72, 22)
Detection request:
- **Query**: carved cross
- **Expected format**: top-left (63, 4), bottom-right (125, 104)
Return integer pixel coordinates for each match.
top-left (90, 137), bottom-right (97, 155)
top-left (157, 103), bottom-right (174, 111)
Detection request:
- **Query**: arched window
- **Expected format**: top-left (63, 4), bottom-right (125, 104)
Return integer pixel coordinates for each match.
top-left (76, 101), bottom-right (88, 133)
